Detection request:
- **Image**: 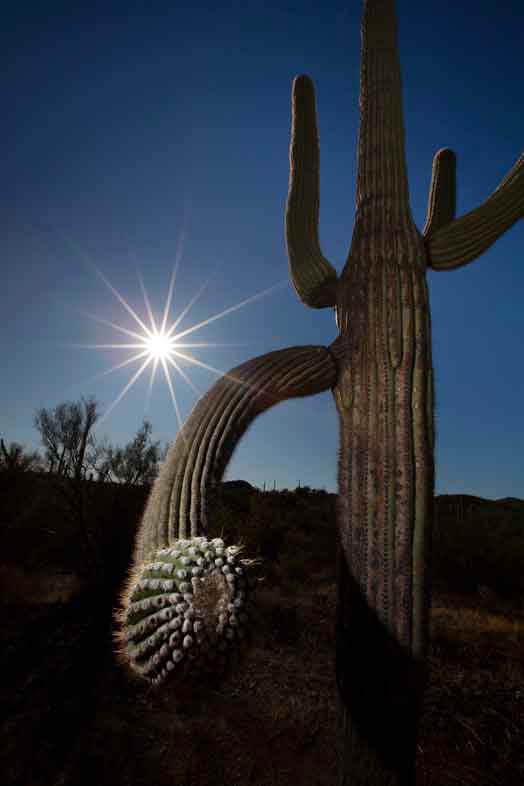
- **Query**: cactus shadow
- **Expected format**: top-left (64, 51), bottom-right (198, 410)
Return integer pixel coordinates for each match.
top-left (335, 544), bottom-right (427, 778)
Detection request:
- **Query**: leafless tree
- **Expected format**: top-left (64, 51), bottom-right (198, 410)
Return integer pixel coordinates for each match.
top-left (34, 396), bottom-right (101, 577)
top-left (32, 399), bottom-right (167, 579)
top-left (0, 438), bottom-right (42, 474)
top-left (34, 396), bottom-right (99, 481)
top-left (0, 438), bottom-right (45, 532)
top-left (98, 419), bottom-right (165, 486)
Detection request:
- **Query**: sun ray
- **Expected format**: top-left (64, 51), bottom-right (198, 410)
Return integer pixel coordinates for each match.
top-left (168, 341), bottom-right (250, 349)
top-left (67, 209), bottom-right (287, 429)
top-left (93, 349), bottom-right (152, 379)
top-left (96, 355), bottom-right (153, 428)
top-left (91, 264), bottom-right (154, 338)
top-left (171, 279), bottom-right (288, 342)
top-left (78, 309), bottom-right (147, 342)
top-left (165, 266), bottom-right (220, 339)
top-left (64, 337), bottom-right (247, 351)
top-left (57, 230), bottom-right (154, 340)
top-left (160, 217), bottom-right (187, 335)
top-left (171, 348), bottom-right (227, 376)
top-left (67, 343), bottom-right (149, 349)
top-left (137, 268), bottom-right (158, 334)
top-left (171, 348), bottom-right (264, 397)
top-left (160, 357), bottom-right (186, 439)
top-left (166, 355), bottom-right (203, 398)
top-left (58, 349), bottom-right (152, 399)
top-left (145, 356), bottom-right (160, 414)
top-left (170, 348), bottom-right (256, 390)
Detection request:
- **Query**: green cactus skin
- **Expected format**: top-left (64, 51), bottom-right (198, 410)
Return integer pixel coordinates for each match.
top-left (115, 537), bottom-right (257, 686)
top-left (286, 2), bottom-right (524, 784)
top-left (116, 346), bottom-right (337, 686)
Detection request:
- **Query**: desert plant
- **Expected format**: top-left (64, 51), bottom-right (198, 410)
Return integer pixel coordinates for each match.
top-left (0, 439), bottom-right (42, 474)
top-left (115, 536), bottom-right (259, 684)
top-left (116, 347), bottom-right (337, 686)
top-left (97, 419), bottom-right (165, 486)
top-left (34, 397), bottom-right (99, 480)
top-left (117, 1), bottom-right (523, 783)
top-left (34, 397), bottom-right (103, 577)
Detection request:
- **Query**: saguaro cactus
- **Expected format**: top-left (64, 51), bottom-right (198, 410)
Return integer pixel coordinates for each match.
top-left (117, 0), bottom-right (523, 783)
top-left (116, 347), bottom-right (337, 684)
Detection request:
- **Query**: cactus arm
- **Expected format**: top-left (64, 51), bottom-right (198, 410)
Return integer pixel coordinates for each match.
top-left (134, 345), bottom-right (338, 563)
top-left (424, 153), bottom-right (524, 270)
top-left (421, 148), bottom-right (456, 238)
top-left (285, 74), bottom-right (339, 308)
top-left (117, 344), bottom-right (338, 686)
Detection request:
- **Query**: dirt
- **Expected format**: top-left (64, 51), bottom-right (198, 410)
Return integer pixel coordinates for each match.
top-left (1, 576), bottom-right (522, 786)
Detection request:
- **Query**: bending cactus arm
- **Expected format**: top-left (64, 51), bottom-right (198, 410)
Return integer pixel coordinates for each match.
top-left (423, 152), bottom-right (524, 270)
top-left (285, 75), bottom-right (339, 309)
top-left (135, 344), bottom-right (338, 560)
top-left (116, 345), bottom-right (338, 686)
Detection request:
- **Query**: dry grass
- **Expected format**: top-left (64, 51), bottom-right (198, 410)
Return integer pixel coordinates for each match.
top-left (2, 575), bottom-right (523, 786)
top-left (1, 483), bottom-right (522, 785)
top-left (0, 562), bottom-right (86, 604)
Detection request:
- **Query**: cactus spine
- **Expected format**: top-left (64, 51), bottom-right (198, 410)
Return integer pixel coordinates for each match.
top-left (116, 537), bottom-right (254, 685)
top-left (117, 0), bottom-right (523, 780)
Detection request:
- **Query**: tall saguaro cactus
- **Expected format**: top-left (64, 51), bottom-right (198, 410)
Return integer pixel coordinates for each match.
top-left (117, 0), bottom-right (523, 783)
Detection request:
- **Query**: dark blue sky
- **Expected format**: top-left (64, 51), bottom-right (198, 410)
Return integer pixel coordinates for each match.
top-left (3, 1), bottom-right (523, 498)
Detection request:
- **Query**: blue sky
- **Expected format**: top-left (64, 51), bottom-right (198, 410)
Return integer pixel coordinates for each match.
top-left (3, 1), bottom-right (523, 499)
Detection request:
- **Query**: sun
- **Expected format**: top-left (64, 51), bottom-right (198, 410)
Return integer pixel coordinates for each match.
top-left (145, 329), bottom-right (176, 361)
top-left (69, 238), bottom-right (287, 432)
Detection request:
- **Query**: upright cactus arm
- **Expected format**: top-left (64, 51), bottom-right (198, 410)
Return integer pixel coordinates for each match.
top-left (423, 151), bottom-right (524, 270)
top-left (285, 75), bottom-right (339, 309)
top-left (422, 147), bottom-right (457, 238)
top-left (116, 345), bottom-right (338, 686)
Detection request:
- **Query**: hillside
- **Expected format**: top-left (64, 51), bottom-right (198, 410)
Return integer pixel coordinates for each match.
top-left (1, 471), bottom-right (523, 600)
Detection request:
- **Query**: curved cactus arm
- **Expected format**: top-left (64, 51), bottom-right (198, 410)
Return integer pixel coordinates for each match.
top-left (117, 345), bottom-right (338, 686)
top-left (422, 148), bottom-right (456, 239)
top-left (286, 75), bottom-right (339, 309)
top-left (424, 152), bottom-right (524, 270)
top-left (134, 344), bottom-right (338, 563)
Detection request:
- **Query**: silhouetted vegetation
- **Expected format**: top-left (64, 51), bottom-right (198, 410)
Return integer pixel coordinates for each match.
top-left (1, 427), bottom-right (523, 785)
top-left (1, 398), bottom-right (168, 581)
top-left (432, 494), bottom-right (524, 599)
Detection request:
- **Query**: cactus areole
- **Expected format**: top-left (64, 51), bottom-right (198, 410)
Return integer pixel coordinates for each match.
top-left (117, 0), bottom-right (523, 783)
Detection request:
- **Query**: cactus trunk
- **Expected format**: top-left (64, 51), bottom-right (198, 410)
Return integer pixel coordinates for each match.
top-left (331, 262), bottom-right (434, 785)
top-left (330, 2), bottom-right (434, 782)
top-left (287, 0), bottom-right (438, 780)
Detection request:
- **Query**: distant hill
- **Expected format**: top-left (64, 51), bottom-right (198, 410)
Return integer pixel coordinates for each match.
top-left (219, 480), bottom-right (255, 493)
top-left (1, 471), bottom-right (523, 599)
top-left (434, 493), bottom-right (524, 521)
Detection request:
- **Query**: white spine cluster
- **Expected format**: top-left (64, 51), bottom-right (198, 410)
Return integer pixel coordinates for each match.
top-left (121, 537), bottom-right (257, 686)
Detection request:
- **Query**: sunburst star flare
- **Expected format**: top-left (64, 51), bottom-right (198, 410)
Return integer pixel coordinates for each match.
top-left (68, 256), bottom-right (288, 433)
